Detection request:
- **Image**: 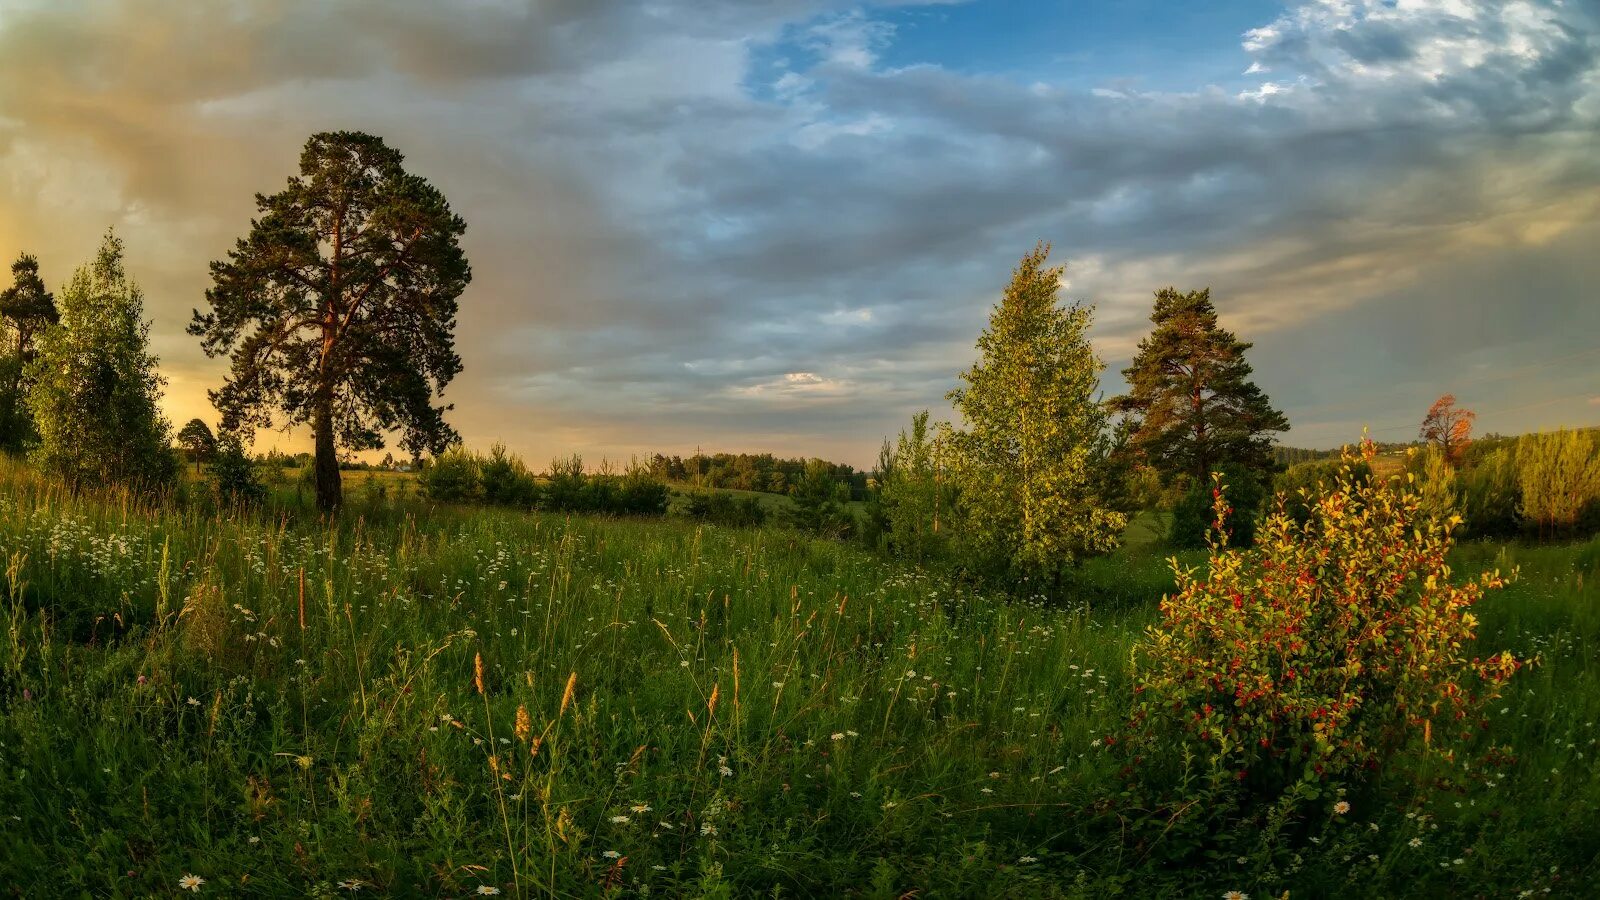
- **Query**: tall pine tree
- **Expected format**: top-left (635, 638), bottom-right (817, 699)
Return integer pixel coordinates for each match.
top-left (1111, 288), bottom-right (1288, 483)
top-left (191, 131), bottom-right (471, 512)
top-left (947, 243), bottom-right (1125, 581)
top-left (28, 231), bottom-right (175, 488)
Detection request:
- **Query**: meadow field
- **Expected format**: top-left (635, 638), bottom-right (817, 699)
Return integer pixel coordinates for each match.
top-left (0, 456), bottom-right (1595, 897)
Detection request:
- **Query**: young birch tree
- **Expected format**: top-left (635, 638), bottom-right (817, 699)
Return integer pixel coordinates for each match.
top-left (28, 231), bottom-right (175, 488)
top-left (946, 243), bottom-right (1125, 583)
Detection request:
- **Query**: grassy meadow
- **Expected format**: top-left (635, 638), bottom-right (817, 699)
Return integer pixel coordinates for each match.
top-left (0, 455), bottom-right (1596, 897)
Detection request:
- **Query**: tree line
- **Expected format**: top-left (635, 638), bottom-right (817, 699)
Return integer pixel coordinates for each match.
top-left (644, 452), bottom-right (868, 500)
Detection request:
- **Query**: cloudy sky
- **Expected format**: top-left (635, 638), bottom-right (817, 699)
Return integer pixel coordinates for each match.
top-left (0, 0), bottom-right (1596, 467)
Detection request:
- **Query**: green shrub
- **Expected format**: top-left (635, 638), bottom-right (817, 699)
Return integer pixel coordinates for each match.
top-left (419, 445), bottom-right (482, 503)
top-left (1169, 463), bottom-right (1265, 548)
top-left (681, 490), bottom-right (767, 527)
top-left (542, 453), bottom-right (586, 511)
top-left (210, 434), bottom-right (266, 508)
top-left (478, 443), bottom-right (537, 507)
top-left (1458, 446), bottom-right (1520, 538)
top-left (616, 461), bottom-right (670, 515)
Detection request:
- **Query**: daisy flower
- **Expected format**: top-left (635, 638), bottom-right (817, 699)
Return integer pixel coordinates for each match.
top-left (1333, 800), bottom-right (1351, 815)
top-left (475, 888), bottom-right (502, 896)
top-left (1221, 892), bottom-right (1248, 900)
top-left (178, 874), bottom-right (206, 892)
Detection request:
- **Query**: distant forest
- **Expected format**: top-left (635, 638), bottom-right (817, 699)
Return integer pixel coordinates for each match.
top-left (645, 452), bottom-right (869, 500)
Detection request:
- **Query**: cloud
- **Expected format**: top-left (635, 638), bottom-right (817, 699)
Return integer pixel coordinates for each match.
top-left (0, 0), bottom-right (1595, 464)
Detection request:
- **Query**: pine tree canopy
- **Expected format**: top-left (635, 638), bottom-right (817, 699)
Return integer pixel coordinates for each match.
top-left (189, 131), bottom-right (471, 511)
top-left (1111, 287), bottom-right (1288, 482)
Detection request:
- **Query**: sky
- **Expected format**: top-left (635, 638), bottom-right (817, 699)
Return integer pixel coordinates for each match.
top-left (0, 0), bottom-right (1596, 468)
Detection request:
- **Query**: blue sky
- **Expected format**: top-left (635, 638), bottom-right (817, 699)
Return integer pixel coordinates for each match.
top-left (0, 0), bottom-right (1595, 465)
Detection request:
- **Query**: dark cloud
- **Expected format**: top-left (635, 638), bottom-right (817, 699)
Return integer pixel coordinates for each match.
top-left (0, 0), bottom-right (1594, 464)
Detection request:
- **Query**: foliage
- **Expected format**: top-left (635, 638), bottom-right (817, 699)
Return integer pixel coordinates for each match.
top-left (419, 444), bottom-right (484, 503)
top-left (876, 411), bottom-right (951, 562)
top-left (786, 458), bottom-right (856, 539)
top-left (1169, 462), bottom-right (1266, 549)
top-left (946, 243), bottom-right (1125, 580)
top-left (191, 131), bottom-right (471, 512)
top-left (1412, 446), bottom-right (1459, 527)
top-left (0, 252), bottom-right (58, 452)
top-left (27, 231), bottom-right (176, 490)
top-left (1274, 457), bottom-right (1373, 527)
top-left (478, 442), bottom-right (538, 507)
top-left (210, 432), bottom-right (267, 507)
top-left (1111, 287), bottom-right (1289, 483)
top-left (679, 489), bottom-right (768, 527)
top-left (1420, 394), bottom-right (1475, 466)
top-left (176, 418), bottom-right (217, 469)
top-left (1132, 442), bottom-right (1524, 819)
top-left (615, 460), bottom-right (671, 516)
top-left (648, 451), bottom-right (867, 499)
top-left (1516, 428), bottom-right (1600, 538)
top-left (1458, 446), bottom-right (1521, 539)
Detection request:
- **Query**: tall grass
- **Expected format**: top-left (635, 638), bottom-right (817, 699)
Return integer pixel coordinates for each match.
top-left (0, 455), bottom-right (1594, 896)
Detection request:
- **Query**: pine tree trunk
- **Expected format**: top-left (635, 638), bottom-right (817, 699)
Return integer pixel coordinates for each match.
top-left (312, 390), bottom-right (341, 513)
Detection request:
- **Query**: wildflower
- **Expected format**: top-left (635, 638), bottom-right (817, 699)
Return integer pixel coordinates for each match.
top-left (1018, 856), bottom-right (1037, 864)
top-left (338, 879), bottom-right (366, 891)
top-left (610, 815), bottom-right (631, 824)
top-left (602, 850), bottom-right (621, 859)
top-left (1409, 838), bottom-right (1424, 848)
top-left (178, 874), bottom-right (206, 892)
top-left (1333, 800), bottom-right (1351, 815)
top-left (475, 888), bottom-right (502, 896)
top-left (630, 803), bottom-right (652, 814)
top-left (186, 697), bottom-right (201, 707)
top-left (831, 733), bottom-right (845, 741)
top-left (1222, 892), bottom-right (1249, 900)
top-left (701, 823), bottom-right (717, 836)
top-left (247, 836), bottom-right (260, 844)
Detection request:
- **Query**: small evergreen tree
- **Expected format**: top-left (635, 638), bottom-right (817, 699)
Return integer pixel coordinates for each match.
top-left (788, 458), bottom-right (854, 538)
top-left (28, 231), bottom-right (176, 490)
top-left (946, 243), bottom-right (1125, 581)
top-left (878, 410), bottom-right (951, 562)
top-left (1111, 288), bottom-right (1289, 484)
top-left (0, 253), bottom-right (59, 452)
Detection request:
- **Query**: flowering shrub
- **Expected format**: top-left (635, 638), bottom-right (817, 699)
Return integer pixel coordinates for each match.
top-left (1130, 441), bottom-right (1524, 802)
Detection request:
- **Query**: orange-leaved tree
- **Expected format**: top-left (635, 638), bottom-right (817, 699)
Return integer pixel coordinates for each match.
top-left (1129, 439), bottom-right (1523, 805)
top-left (1420, 393), bottom-right (1475, 465)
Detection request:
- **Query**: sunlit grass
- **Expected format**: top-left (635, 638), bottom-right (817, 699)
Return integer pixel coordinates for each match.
top-left (0, 455), bottom-right (1594, 896)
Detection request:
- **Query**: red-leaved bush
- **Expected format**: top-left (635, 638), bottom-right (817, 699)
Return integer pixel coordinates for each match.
top-left (1130, 440), bottom-right (1524, 799)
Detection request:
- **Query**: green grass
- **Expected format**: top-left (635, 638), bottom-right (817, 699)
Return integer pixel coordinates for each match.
top-left (0, 457), bottom-right (1595, 896)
